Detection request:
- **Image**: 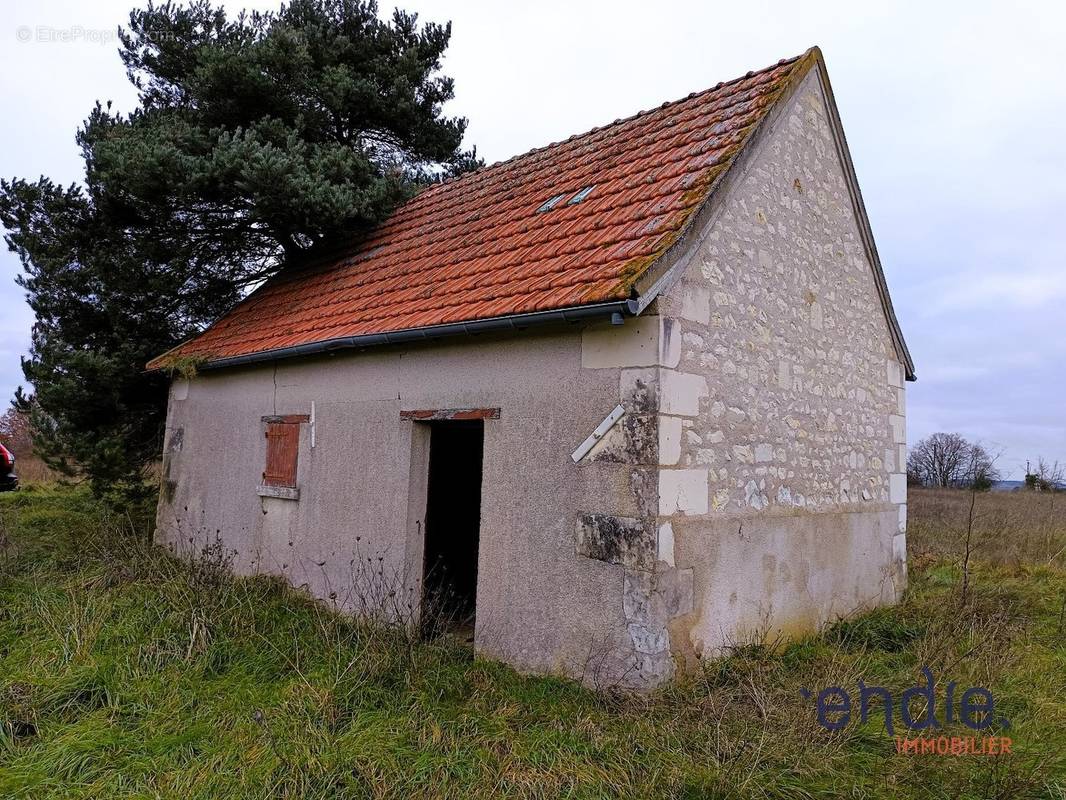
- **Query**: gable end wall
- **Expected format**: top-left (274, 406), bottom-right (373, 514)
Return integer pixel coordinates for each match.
top-left (654, 68), bottom-right (908, 661)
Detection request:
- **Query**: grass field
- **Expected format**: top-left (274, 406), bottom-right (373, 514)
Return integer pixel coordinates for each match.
top-left (1, 485), bottom-right (1064, 799)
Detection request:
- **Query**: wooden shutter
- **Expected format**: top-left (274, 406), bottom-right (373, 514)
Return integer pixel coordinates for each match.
top-left (263, 422), bottom-right (300, 487)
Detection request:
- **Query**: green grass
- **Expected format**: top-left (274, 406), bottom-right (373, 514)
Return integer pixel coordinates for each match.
top-left (1, 485), bottom-right (1064, 799)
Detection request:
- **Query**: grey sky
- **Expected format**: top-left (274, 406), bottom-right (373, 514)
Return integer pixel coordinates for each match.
top-left (1, 0), bottom-right (1063, 478)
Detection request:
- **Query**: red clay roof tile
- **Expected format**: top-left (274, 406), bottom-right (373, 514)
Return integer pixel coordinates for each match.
top-left (149, 51), bottom-right (813, 369)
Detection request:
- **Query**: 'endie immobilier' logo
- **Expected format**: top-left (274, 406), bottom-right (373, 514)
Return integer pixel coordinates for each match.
top-left (800, 667), bottom-right (1012, 755)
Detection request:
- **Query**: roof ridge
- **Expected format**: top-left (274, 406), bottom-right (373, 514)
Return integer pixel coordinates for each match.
top-left (431, 51), bottom-right (808, 195)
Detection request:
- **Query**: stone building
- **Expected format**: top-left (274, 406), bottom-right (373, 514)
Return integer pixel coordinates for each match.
top-left (151, 47), bottom-right (914, 688)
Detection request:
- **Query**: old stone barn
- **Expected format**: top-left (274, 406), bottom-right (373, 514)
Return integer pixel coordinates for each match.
top-left (152, 48), bottom-right (914, 688)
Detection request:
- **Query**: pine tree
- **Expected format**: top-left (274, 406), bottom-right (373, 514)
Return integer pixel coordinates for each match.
top-left (1, 0), bottom-right (478, 493)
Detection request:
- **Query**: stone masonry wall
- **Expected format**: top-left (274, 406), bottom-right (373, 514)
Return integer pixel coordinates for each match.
top-left (652, 68), bottom-right (908, 658)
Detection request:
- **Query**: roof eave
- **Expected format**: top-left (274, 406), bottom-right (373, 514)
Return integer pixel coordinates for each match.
top-left (162, 298), bottom-right (641, 373)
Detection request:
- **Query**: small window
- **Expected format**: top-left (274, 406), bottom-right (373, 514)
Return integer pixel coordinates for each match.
top-left (264, 422), bottom-right (300, 488)
top-left (258, 414), bottom-right (308, 499)
top-left (536, 193), bottom-right (566, 213)
top-left (567, 185), bottom-right (595, 205)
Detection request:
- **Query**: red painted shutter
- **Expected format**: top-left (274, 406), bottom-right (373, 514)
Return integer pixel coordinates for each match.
top-left (263, 422), bottom-right (299, 487)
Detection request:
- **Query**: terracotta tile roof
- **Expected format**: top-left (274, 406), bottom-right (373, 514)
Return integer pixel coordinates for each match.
top-left (150, 50), bottom-right (815, 370)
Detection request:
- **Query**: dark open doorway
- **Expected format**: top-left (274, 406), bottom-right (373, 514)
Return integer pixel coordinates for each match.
top-left (421, 420), bottom-right (484, 640)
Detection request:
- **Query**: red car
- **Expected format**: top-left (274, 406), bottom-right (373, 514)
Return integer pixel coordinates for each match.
top-left (0, 443), bottom-right (17, 491)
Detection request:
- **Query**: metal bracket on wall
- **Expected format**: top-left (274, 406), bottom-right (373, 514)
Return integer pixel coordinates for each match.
top-left (571, 404), bottom-right (626, 463)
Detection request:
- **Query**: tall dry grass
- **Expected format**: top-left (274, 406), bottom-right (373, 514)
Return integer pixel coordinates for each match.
top-left (9, 455), bottom-right (62, 485)
top-left (908, 487), bottom-right (1066, 569)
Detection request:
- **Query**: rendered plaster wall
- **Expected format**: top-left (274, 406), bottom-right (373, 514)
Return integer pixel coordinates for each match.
top-left (157, 325), bottom-right (663, 687)
top-left (650, 68), bottom-right (909, 660)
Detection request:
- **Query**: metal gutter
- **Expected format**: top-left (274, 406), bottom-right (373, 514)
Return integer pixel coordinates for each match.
top-left (197, 298), bottom-right (641, 372)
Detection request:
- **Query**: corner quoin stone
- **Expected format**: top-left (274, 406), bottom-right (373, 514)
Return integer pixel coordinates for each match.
top-left (659, 370), bottom-right (708, 417)
top-left (581, 316), bottom-right (660, 368)
top-left (659, 469), bottom-right (709, 516)
top-left (889, 473), bottom-right (907, 505)
top-left (658, 416), bottom-right (683, 466)
top-left (575, 513), bottom-right (656, 570)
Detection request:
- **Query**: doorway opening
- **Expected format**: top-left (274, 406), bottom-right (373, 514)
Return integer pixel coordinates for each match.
top-left (421, 420), bottom-right (484, 641)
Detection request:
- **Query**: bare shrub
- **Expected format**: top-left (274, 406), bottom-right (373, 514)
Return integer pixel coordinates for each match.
top-left (1027, 458), bottom-right (1064, 492)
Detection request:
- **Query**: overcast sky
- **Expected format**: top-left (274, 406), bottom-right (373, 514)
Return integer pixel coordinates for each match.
top-left (1, 0), bottom-right (1063, 479)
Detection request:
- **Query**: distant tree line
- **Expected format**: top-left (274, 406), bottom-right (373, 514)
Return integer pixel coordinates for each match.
top-left (906, 433), bottom-right (1000, 491)
top-left (908, 433), bottom-right (1064, 492)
